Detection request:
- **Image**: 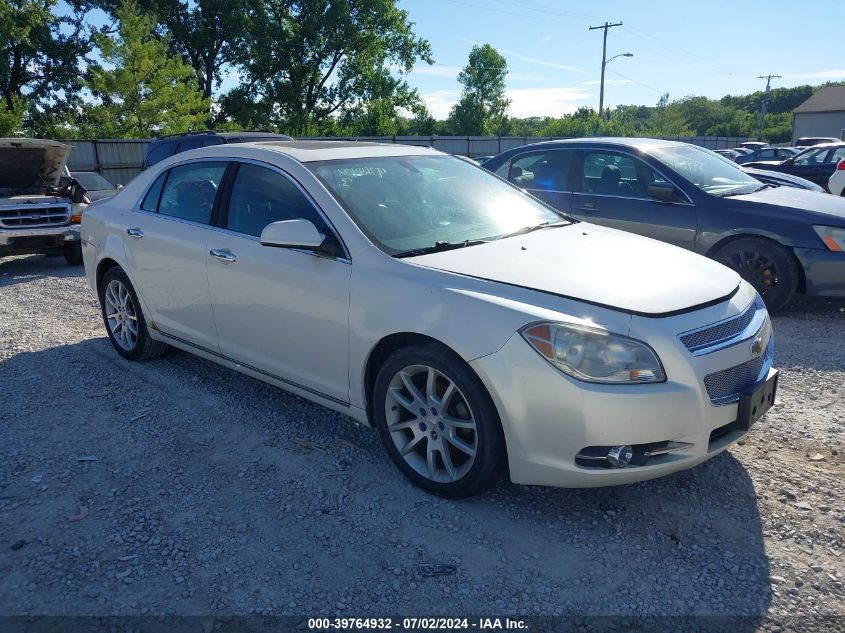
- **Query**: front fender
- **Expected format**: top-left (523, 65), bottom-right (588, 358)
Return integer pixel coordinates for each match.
top-left (348, 260), bottom-right (632, 410)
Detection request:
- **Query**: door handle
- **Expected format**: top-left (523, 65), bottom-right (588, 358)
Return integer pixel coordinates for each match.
top-left (126, 227), bottom-right (144, 239)
top-left (210, 248), bottom-right (237, 263)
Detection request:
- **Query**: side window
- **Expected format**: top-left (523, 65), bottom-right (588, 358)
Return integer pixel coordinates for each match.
top-left (830, 147), bottom-right (845, 164)
top-left (579, 151), bottom-right (667, 199)
top-left (758, 149), bottom-right (775, 160)
top-left (144, 143), bottom-right (174, 167)
top-left (140, 172), bottom-right (167, 211)
top-left (226, 164), bottom-right (325, 237)
top-left (509, 150), bottom-right (573, 191)
top-left (157, 162), bottom-right (227, 224)
top-left (794, 149), bottom-right (827, 166)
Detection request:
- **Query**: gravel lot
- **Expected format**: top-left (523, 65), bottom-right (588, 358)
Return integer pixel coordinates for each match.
top-left (1, 255), bottom-right (843, 630)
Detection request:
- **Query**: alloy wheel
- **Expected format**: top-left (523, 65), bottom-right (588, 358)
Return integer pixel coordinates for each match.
top-left (721, 249), bottom-right (779, 296)
top-left (384, 364), bottom-right (478, 483)
top-left (104, 279), bottom-right (139, 351)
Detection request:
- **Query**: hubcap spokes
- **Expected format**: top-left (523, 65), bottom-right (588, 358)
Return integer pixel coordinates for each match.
top-left (385, 365), bottom-right (477, 483)
top-left (104, 279), bottom-right (138, 351)
top-left (726, 250), bottom-right (778, 295)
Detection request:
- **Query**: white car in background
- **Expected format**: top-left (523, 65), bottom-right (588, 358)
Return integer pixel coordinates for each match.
top-left (829, 158), bottom-right (845, 196)
top-left (81, 141), bottom-right (777, 497)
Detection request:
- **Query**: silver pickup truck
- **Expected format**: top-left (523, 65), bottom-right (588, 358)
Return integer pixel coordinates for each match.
top-left (0, 138), bottom-right (85, 265)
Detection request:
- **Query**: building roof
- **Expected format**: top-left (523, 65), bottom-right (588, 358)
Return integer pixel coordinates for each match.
top-left (793, 86), bottom-right (845, 114)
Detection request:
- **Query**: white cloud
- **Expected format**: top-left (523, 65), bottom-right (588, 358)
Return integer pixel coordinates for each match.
top-left (409, 64), bottom-right (464, 78)
top-left (420, 90), bottom-right (461, 119)
top-left (506, 87), bottom-right (591, 117)
top-left (499, 48), bottom-right (582, 73)
top-left (540, 34), bottom-right (554, 43)
top-left (421, 87), bottom-right (591, 119)
top-left (458, 37), bottom-right (582, 73)
top-left (581, 79), bottom-right (633, 86)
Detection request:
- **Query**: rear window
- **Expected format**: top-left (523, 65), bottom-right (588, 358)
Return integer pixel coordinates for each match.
top-left (144, 143), bottom-right (174, 167)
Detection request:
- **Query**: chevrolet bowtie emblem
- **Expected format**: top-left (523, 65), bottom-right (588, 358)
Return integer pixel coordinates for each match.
top-left (751, 336), bottom-right (765, 356)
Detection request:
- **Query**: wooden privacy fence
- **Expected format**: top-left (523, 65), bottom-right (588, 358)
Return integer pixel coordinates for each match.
top-left (63, 135), bottom-right (751, 184)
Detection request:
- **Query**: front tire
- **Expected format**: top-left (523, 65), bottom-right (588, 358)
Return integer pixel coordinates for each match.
top-left (713, 237), bottom-right (799, 313)
top-left (98, 267), bottom-right (168, 361)
top-left (373, 344), bottom-right (506, 498)
top-left (65, 243), bottom-right (83, 265)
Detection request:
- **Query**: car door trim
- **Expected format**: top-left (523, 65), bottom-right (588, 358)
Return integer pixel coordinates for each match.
top-left (156, 328), bottom-right (351, 407)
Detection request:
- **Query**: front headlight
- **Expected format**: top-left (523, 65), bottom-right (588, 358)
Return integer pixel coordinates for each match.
top-left (812, 225), bottom-right (845, 252)
top-left (521, 322), bottom-right (666, 384)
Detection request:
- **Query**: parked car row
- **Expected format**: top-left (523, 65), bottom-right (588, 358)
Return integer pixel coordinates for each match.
top-left (5, 133), bottom-right (843, 499)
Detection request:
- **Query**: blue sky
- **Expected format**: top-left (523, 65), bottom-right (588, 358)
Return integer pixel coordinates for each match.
top-left (397, 0), bottom-right (845, 118)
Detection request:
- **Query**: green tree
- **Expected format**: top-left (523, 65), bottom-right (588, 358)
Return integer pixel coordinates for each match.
top-left (223, 0), bottom-right (432, 134)
top-left (85, 0), bottom-right (210, 137)
top-left (1, 0), bottom-right (90, 124)
top-left (100, 0), bottom-right (247, 101)
top-left (448, 44), bottom-right (509, 135)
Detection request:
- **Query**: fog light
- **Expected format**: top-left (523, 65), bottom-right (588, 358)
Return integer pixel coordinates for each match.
top-left (607, 445), bottom-right (633, 468)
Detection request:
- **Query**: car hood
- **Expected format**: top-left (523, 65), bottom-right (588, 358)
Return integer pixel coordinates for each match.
top-left (0, 138), bottom-right (72, 189)
top-left (734, 186), bottom-right (845, 223)
top-left (406, 223), bottom-right (741, 316)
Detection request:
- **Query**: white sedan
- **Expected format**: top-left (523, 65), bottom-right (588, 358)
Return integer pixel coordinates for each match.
top-left (829, 158), bottom-right (845, 196)
top-left (81, 141), bottom-right (777, 497)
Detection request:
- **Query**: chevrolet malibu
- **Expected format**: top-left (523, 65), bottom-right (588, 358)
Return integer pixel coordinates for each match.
top-left (81, 142), bottom-right (777, 498)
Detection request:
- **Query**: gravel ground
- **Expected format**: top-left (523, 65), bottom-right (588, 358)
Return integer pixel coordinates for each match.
top-left (0, 255), bottom-right (843, 630)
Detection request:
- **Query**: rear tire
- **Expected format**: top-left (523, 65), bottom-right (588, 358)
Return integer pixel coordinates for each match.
top-left (373, 343), bottom-right (506, 498)
top-left (98, 266), bottom-right (168, 361)
top-left (713, 237), bottom-right (799, 313)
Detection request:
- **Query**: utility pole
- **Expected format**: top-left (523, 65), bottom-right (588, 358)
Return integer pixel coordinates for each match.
top-left (757, 73), bottom-right (781, 140)
top-left (589, 21), bottom-right (623, 117)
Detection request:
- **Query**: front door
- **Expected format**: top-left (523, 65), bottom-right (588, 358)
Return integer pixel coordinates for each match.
top-left (206, 163), bottom-right (352, 404)
top-left (123, 161), bottom-right (228, 351)
top-left (568, 149), bottom-right (697, 249)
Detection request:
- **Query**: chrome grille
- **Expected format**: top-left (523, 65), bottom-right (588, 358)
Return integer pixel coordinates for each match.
top-left (703, 346), bottom-right (772, 405)
top-left (0, 205), bottom-right (71, 228)
top-left (680, 299), bottom-right (759, 353)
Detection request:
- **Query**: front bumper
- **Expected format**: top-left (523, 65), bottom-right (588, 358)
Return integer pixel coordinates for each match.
top-left (0, 225), bottom-right (80, 254)
top-left (470, 286), bottom-right (774, 488)
top-left (794, 247), bottom-right (845, 297)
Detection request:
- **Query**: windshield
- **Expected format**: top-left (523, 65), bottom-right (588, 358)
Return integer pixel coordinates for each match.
top-left (650, 145), bottom-right (761, 196)
top-left (73, 172), bottom-right (115, 190)
top-left (309, 155), bottom-right (565, 254)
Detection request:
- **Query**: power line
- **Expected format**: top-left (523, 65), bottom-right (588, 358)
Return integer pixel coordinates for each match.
top-left (589, 21), bottom-right (623, 117)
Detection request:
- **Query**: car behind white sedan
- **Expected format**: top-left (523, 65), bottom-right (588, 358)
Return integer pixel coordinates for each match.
top-left (81, 141), bottom-right (777, 497)
top-left (829, 158), bottom-right (845, 196)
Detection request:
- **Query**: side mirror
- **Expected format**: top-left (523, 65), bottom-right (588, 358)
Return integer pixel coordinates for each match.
top-left (647, 182), bottom-right (679, 202)
top-left (259, 219), bottom-right (339, 257)
top-left (116, 184), bottom-right (123, 190)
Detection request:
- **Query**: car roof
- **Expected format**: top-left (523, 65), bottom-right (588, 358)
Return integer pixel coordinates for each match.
top-left (513, 136), bottom-right (686, 151)
top-left (198, 140), bottom-right (441, 162)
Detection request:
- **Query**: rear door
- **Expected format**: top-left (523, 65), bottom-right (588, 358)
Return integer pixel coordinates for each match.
top-left (569, 149), bottom-right (698, 249)
top-left (123, 161), bottom-right (228, 351)
top-left (505, 148), bottom-right (576, 212)
top-left (205, 162), bottom-right (351, 404)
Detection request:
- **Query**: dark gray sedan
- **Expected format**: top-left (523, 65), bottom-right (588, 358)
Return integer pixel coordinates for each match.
top-left (483, 137), bottom-right (845, 311)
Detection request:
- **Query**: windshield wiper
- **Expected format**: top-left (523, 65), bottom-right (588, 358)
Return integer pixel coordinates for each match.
top-left (393, 239), bottom-right (488, 258)
top-left (497, 220), bottom-right (569, 239)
